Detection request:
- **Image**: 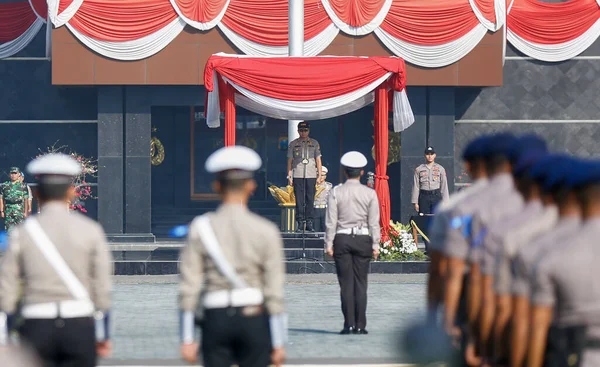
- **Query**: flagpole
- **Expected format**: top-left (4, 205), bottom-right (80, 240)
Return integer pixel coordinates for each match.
top-left (288, 0), bottom-right (304, 143)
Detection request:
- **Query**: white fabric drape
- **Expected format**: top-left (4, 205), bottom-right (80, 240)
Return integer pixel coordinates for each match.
top-left (47, 0), bottom-right (84, 27)
top-left (394, 90), bottom-right (415, 132)
top-left (374, 24), bottom-right (488, 68)
top-left (217, 23), bottom-right (339, 56)
top-left (507, 17), bottom-right (600, 62)
top-left (65, 17), bottom-right (186, 61)
top-left (320, 0), bottom-right (393, 36)
top-left (0, 18), bottom-right (45, 59)
top-left (169, 0), bottom-right (230, 31)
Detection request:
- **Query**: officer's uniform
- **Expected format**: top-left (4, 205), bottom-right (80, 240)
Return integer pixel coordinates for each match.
top-left (314, 166), bottom-right (332, 232)
top-left (287, 121), bottom-right (321, 231)
top-left (179, 146), bottom-right (287, 367)
top-left (1, 167), bottom-right (29, 232)
top-left (411, 147), bottom-right (449, 215)
top-left (530, 160), bottom-right (600, 367)
top-left (325, 151), bottom-right (380, 334)
top-left (0, 153), bottom-right (112, 367)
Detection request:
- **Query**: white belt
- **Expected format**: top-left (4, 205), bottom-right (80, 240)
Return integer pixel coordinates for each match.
top-left (21, 300), bottom-right (95, 319)
top-left (202, 288), bottom-right (264, 309)
top-left (337, 227), bottom-right (370, 235)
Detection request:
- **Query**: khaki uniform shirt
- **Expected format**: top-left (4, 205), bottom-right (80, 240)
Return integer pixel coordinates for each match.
top-left (287, 138), bottom-right (321, 179)
top-left (411, 163), bottom-right (450, 203)
top-left (325, 180), bottom-right (380, 251)
top-left (0, 202), bottom-right (112, 313)
top-left (512, 214), bottom-right (579, 297)
top-left (179, 204), bottom-right (285, 315)
top-left (531, 218), bottom-right (600, 367)
top-left (314, 181), bottom-right (332, 207)
top-left (428, 178), bottom-right (488, 252)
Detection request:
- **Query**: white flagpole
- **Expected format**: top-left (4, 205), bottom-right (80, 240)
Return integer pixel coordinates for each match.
top-left (288, 0), bottom-right (304, 143)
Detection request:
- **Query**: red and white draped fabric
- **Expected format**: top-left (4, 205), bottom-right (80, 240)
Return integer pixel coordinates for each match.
top-left (0, 0), bottom-right (47, 58)
top-left (507, 0), bottom-right (600, 62)
top-left (204, 54), bottom-right (415, 236)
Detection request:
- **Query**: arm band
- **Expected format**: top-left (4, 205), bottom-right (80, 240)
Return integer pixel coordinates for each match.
top-left (180, 310), bottom-right (196, 344)
top-left (94, 311), bottom-right (111, 342)
top-left (269, 313), bottom-right (288, 348)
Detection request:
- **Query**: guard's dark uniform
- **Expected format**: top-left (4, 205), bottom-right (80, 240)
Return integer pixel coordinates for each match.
top-left (325, 151), bottom-right (380, 334)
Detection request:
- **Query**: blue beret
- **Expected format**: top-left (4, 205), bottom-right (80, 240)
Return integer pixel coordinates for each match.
top-left (482, 132), bottom-right (517, 158)
top-left (507, 134), bottom-right (548, 164)
top-left (564, 159), bottom-right (600, 189)
top-left (533, 154), bottom-right (573, 191)
top-left (513, 150), bottom-right (549, 176)
top-left (462, 136), bottom-right (488, 161)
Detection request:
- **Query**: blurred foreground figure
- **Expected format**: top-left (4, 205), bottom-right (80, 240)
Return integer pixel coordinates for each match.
top-left (179, 146), bottom-right (287, 367)
top-left (0, 345), bottom-right (43, 367)
top-left (0, 153), bottom-right (113, 367)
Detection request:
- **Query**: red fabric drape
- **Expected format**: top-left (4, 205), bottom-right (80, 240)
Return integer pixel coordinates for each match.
top-left (221, 0), bottom-right (332, 46)
top-left (0, 2), bottom-right (37, 43)
top-left (204, 55), bottom-right (406, 100)
top-left (325, 0), bottom-right (388, 27)
top-left (374, 84), bottom-right (390, 242)
top-left (471, 0), bottom-right (496, 24)
top-left (30, 0), bottom-right (48, 20)
top-left (380, 0), bottom-right (480, 45)
top-left (172, 0), bottom-right (228, 23)
top-left (507, 0), bottom-right (600, 44)
top-left (224, 83), bottom-right (236, 146)
top-left (58, 0), bottom-right (74, 14)
top-left (68, 0), bottom-right (178, 42)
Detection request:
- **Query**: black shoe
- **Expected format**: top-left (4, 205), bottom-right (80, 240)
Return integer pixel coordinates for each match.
top-left (353, 328), bottom-right (368, 334)
top-left (295, 222), bottom-right (305, 233)
top-left (340, 326), bottom-right (355, 335)
top-left (305, 221), bottom-right (315, 232)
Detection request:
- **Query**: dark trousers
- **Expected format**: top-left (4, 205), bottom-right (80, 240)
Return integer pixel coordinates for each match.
top-left (293, 178), bottom-right (316, 223)
top-left (201, 307), bottom-right (271, 367)
top-left (418, 189), bottom-right (442, 215)
top-left (333, 234), bottom-right (372, 329)
top-left (314, 207), bottom-right (326, 232)
top-left (19, 317), bottom-right (97, 367)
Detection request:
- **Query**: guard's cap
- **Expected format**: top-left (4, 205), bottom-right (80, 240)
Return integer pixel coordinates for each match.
top-left (205, 145), bottom-right (262, 180)
top-left (507, 134), bottom-right (547, 164)
top-left (9, 167), bottom-right (20, 174)
top-left (298, 121), bottom-right (310, 130)
top-left (321, 166), bottom-right (328, 175)
top-left (424, 146), bottom-right (435, 155)
top-left (26, 153), bottom-right (82, 184)
top-left (482, 132), bottom-right (518, 158)
top-left (462, 136), bottom-right (489, 161)
top-left (564, 159), bottom-right (600, 189)
top-left (340, 151), bottom-right (368, 168)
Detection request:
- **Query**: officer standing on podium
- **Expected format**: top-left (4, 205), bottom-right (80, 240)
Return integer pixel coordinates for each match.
top-left (179, 145), bottom-right (287, 367)
top-left (325, 151), bottom-right (380, 335)
top-left (412, 146), bottom-right (449, 214)
top-left (0, 153), bottom-right (113, 367)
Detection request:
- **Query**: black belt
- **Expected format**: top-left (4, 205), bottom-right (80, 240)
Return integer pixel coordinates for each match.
top-left (419, 189), bottom-right (441, 196)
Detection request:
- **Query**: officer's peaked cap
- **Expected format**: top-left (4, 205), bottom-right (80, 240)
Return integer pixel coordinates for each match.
top-left (340, 151), bottom-right (368, 168)
top-left (27, 153), bottom-right (82, 181)
top-left (564, 159), bottom-right (600, 189)
top-left (205, 146), bottom-right (262, 179)
top-left (321, 166), bottom-right (328, 174)
top-left (482, 132), bottom-right (518, 158)
top-left (507, 134), bottom-right (547, 164)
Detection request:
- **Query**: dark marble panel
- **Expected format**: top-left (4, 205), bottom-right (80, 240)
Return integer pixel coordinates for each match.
top-left (370, 261), bottom-right (429, 274)
top-left (150, 249), bottom-right (181, 261)
top-left (121, 251), bottom-right (152, 261)
top-left (428, 87), bottom-right (455, 156)
top-left (98, 87), bottom-right (124, 157)
top-left (146, 262), bottom-right (179, 275)
top-left (138, 86), bottom-right (205, 107)
top-left (11, 24), bottom-right (48, 58)
top-left (173, 107), bottom-right (192, 207)
top-left (125, 157), bottom-right (152, 233)
top-left (283, 238), bottom-right (325, 249)
top-left (456, 60), bottom-right (600, 120)
top-left (402, 87), bottom-right (427, 155)
top-left (285, 261), bottom-right (336, 274)
top-left (283, 249), bottom-right (325, 260)
top-left (98, 156), bottom-right (123, 234)
top-left (113, 262), bottom-right (147, 275)
top-left (0, 61), bottom-right (97, 121)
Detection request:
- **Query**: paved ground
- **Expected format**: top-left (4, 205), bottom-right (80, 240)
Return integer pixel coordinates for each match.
top-left (102, 274), bottom-right (430, 365)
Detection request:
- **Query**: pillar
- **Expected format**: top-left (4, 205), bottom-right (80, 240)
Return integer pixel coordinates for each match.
top-left (428, 87), bottom-right (455, 195)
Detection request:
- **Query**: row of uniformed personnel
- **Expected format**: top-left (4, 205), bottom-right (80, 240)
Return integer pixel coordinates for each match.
top-left (426, 132), bottom-right (600, 367)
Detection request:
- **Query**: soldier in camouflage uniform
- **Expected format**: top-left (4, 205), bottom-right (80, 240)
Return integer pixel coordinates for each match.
top-left (0, 167), bottom-right (29, 231)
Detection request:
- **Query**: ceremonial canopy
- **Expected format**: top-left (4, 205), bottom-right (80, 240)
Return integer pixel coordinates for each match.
top-left (203, 53), bottom-right (416, 239)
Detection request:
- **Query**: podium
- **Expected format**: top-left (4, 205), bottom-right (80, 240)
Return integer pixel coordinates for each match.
top-left (280, 204), bottom-right (296, 232)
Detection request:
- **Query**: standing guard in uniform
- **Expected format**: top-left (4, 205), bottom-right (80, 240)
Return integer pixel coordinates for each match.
top-left (0, 167), bottom-right (29, 231)
top-left (412, 146), bottom-right (449, 215)
top-left (313, 166), bottom-right (333, 232)
top-left (325, 151), bottom-right (380, 335)
top-left (0, 153), bottom-right (113, 367)
top-left (179, 145), bottom-right (287, 367)
top-left (286, 121), bottom-right (324, 232)
top-left (528, 159), bottom-right (600, 367)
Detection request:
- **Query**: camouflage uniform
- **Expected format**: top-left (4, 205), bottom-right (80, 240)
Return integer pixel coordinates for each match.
top-left (1, 178), bottom-right (29, 232)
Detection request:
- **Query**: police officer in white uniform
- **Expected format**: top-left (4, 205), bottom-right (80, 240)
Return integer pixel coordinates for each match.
top-left (325, 151), bottom-right (380, 335)
top-left (0, 153), bottom-right (113, 367)
top-left (179, 146), bottom-right (287, 367)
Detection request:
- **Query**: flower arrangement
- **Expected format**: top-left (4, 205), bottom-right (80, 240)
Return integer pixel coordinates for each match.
top-left (35, 143), bottom-right (97, 213)
top-left (379, 220), bottom-right (428, 261)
